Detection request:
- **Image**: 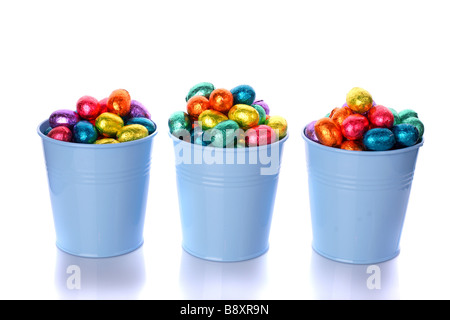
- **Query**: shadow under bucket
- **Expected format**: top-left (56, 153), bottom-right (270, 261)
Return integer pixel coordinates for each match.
top-left (302, 127), bottom-right (423, 264)
top-left (170, 133), bottom-right (288, 262)
top-left (38, 120), bottom-right (157, 258)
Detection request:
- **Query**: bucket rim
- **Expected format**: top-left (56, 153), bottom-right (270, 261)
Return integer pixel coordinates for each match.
top-left (37, 119), bottom-right (158, 149)
top-left (301, 125), bottom-right (423, 156)
top-left (168, 130), bottom-right (289, 152)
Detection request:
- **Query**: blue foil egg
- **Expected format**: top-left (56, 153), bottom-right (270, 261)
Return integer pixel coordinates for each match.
top-left (44, 127), bottom-right (52, 135)
top-left (73, 121), bottom-right (98, 144)
top-left (392, 124), bottom-right (419, 148)
top-left (126, 117), bottom-right (156, 135)
top-left (363, 128), bottom-right (395, 151)
top-left (191, 129), bottom-right (212, 146)
top-left (230, 84), bottom-right (256, 105)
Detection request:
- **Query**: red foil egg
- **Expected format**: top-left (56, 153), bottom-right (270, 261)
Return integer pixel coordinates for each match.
top-left (98, 97), bottom-right (108, 114)
top-left (314, 118), bottom-right (343, 147)
top-left (77, 96), bottom-right (100, 120)
top-left (245, 125), bottom-right (276, 147)
top-left (341, 114), bottom-right (369, 140)
top-left (107, 89), bottom-right (131, 117)
top-left (47, 126), bottom-right (73, 142)
top-left (368, 105), bottom-right (394, 129)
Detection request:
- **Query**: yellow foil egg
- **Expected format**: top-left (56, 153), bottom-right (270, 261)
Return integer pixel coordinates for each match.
top-left (95, 112), bottom-right (124, 137)
top-left (346, 87), bottom-right (373, 114)
top-left (265, 115), bottom-right (288, 139)
top-left (198, 110), bottom-right (228, 131)
top-left (228, 104), bottom-right (260, 130)
top-left (94, 138), bottom-right (119, 144)
top-left (117, 124), bottom-right (149, 142)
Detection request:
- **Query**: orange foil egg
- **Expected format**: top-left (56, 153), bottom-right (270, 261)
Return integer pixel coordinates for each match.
top-left (341, 140), bottom-right (365, 151)
top-left (187, 96), bottom-right (210, 119)
top-left (107, 89), bottom-right (131, 117)
top-left (330, 106), bottom-right (354, 127)
top-left (209, 88), bottom-right (234, 113)
top-left (314, 118), bottom-right (343, 147)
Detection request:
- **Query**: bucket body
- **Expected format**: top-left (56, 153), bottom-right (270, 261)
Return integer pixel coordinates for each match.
top-left (38, 120), bottom-right (157, 258)
top-left (171, 134), bottom-right (288, 262)
top-left (302, 128), bottom-right (423, 264)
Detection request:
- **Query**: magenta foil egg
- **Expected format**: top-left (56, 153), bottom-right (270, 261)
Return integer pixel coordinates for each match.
top-left (129, 100), bottom-right (151, 119)
top-left (47, 126), bottom-right (73, 142)
top-left (245, 125), bottom-right (276, 147)
top-left (49, 109), bottom-right (79, 129)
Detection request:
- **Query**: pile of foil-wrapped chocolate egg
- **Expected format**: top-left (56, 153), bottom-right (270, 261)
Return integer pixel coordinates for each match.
top-left (168, 82), bottom-right (288, 147)
top-left (305, 87), bottom-right (424, 151)
top-left (44, 89), bottom-right (156, 144)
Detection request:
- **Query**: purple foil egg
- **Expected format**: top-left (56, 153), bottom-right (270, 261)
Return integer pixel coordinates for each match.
top-left (253, 100), bottom-right (270, 115)
top-left (129, 100), bottom-right (151, 119)
top-left (49, 109), bottom-right (79, 129)
top-left (305, 120), bottom-right (319, 143)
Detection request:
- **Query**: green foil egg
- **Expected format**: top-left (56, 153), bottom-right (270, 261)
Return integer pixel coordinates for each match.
top-left (251, 104), bottom-right (267, 125)
top-left (198, 110), bottom-right (228, 131)
top-left (185, 82), bottom-right (215, 102)
top-left (389, 108), bottom-right (401, 125)
top-left (210, 120), bottom-right (241, 148)
top-left (117, 124), bottom-right (149, 142)
top-left (399, 109), bottom-right (418, 122)
top-left (168, 111), bottom-right (192, 134)
top-left (401, 117), bottom-right (424, 139)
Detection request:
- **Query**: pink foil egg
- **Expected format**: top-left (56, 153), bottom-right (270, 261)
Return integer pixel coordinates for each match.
top-left (341, 114), bottom-right (369, 140)
top-left (76, 96), bottom-right (101, 121)
top-left (245, 125), bottom-right (276, 147)
top-left (368, 105), bottom-right (394, 129)
top-left (47, 126), bottom-right (73, 142)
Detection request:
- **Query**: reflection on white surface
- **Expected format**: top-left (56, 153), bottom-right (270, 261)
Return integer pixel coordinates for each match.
top-left (55, 247), bottom-right (146, 300)
top-left (310, 250), bottom-right (399, 300)
top-left (179, 250), bottom-right (268, 300)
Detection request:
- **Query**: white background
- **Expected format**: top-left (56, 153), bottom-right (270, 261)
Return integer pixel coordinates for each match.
top-left (0, 0), bottom-right (449, 300)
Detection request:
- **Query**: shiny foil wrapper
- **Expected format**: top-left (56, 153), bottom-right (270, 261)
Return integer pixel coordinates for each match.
top-left (94, 138), bottom-right (119, 144)
top-left (368, 105), bottom-right (394, 129)
top-left (168, 111), bottom-right (191, 133)
top-left (341, 114), bottom-right (369, 140)
top-left (245, 125), bottom-right (276, 147)
top-left (392, 124), bottom-right (419, 148)
top-left (341, 140), bottom-right (365, 151)
top-left (209, 88), bottom-right (234, 113)
top-left (330, 106), bottom-right (354, 127)
top-left (265, 115), bottom-right (288, 139)
top-left (127, 117), bottom-right (156, 135)
top-left (363, 128), bottom-right (395, 151)
top-left (402, 117), bottom-right (424, 139)
top-left (314, 118), bottom-right (342, 147)
top-left (251, 104), bottom-right (267, 125)
top-left (186, 82), bottom-right (215, 102)
top-left (107, 89), bottom-right (131, 117)
top-left (128, 100), bottom-right (151, 119)
top-left (95, 112), bottom-right (124, 137)
top-left (198, 110), bottom-right (228, 131)
top-left (73, 121), bottom-right (98, 144)
top-left (228, 104), bottom-right (260, 130)
top-left (76, 96), bottom-right (100, 121)
top-left (48, 126), bottom-right (73, 142)
top-left (230, 84), bottom-right (256, 105)
top-left (117, 124), bottom-right (149, 142)
top-left (253, 100), bottom-right (270, 115)
top-left (187, 96), bottom-right (210, 118)
top-left (49, 109), bottom-right (79, 129)
top-left (210, 120), bottom-right (240, 148)
top-left (346, 87), bottom-right (373, 114)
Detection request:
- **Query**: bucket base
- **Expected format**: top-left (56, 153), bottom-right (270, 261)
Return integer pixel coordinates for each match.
top-left (55, 241), bottom-right (144, 259)
top-left (182, 245), bottom-right (269, 263)
top-left (312, 246), bottom-right (400, 265)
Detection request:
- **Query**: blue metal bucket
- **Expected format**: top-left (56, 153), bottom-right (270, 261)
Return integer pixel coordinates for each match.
top-left (302, 127), bottom-right (423, 264)
top-left (38, 120), bottom-right (157, 258)
top-left (170, 133), bottom-right (288, 262)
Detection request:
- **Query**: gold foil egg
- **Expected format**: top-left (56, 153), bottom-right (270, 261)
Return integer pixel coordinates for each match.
top-left (198, 110), bottom-right (228, 131)
top-left (314, 117), bottom-right (343, 147)
top-left (228, 104), bottom-right (260, 130)
top-left (265, 115), bottom-right (288, 139)
top-left (95, 112), bottom-right (124, 137)
top-left (346, 87), bottom-right (373, 114)
top-left (94, 138), bottom-right (120, 144)
top-left (117, 124), bottom-right (149, 142)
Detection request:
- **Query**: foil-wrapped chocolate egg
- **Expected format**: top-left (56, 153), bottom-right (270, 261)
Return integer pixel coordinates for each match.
top-left (44, 127), bottom-right (52, 135)
top-left (314, 118), bottom-right (343, 147)
top-left (363, 128), bottom-right (395, 151)
top-left (117, 124), bottom-right (149, 143)
top-left (209, 88), bottom-right (234, 113)
top-left (346, 87), bottom-right (373, 114)
top-left (186, 82), bottom-right (215, 102)
top-left (253, 100), bottom-right (270, 115)
top-left (228, 104), bottom-right (260, 130)
top-left (305, 120), bottom-right (319, 143)
top-left (47, 126), bottom-right (73, 142)
top-left (330, 106), bottom-right (354, 127)
top-left (187, 96), bottom-right (210, 119)
top-left (198, 110), bottom-right (228, 131)
top-left (94, 138), bottom-right (119, 144)
top-left (265, 115), bottom-right (288, 139)
top-left (251, 104), bottom-right (267, 125)
top-left (168, 111), bottom-right (191, 134)
top-left (191, 128), bottom-right (212, 146)
top-left (341, 140), bottom-right (365, 151)
top-left (95, 112), bottom-right (124, 137)
top-left (230, 84), bottom-right (256, 105)
top-left (245, 125), bottom-right (276, 147)
top-left (392, 124), bottom-right (419, 148)
top-left (128, 100), bottom-right (151, 119)
top-left (98, 98), bottom-right (108, 114)
top-left (389, 108), bottom-right (400, 125)
top-left (402, 117), bottom-right (424, 139)
top-left (399, 109), bottom-right (418, 122)
top-left (107, 89), bottom-right (131, 117)
top-left (210, 120), bottom-right (241, 148)
top-left (73, 121), bottom-right (98, 144)
top-left (368, 105), bottom-right (394, 128)
top-left (126, 117), bottom-right (157, 135)
top-left (76, 96), bottom-right (100, 121)
top-left (49, 109), bottom-right (79, 129)
top-left (341, 114), bottom-right (369, 140)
